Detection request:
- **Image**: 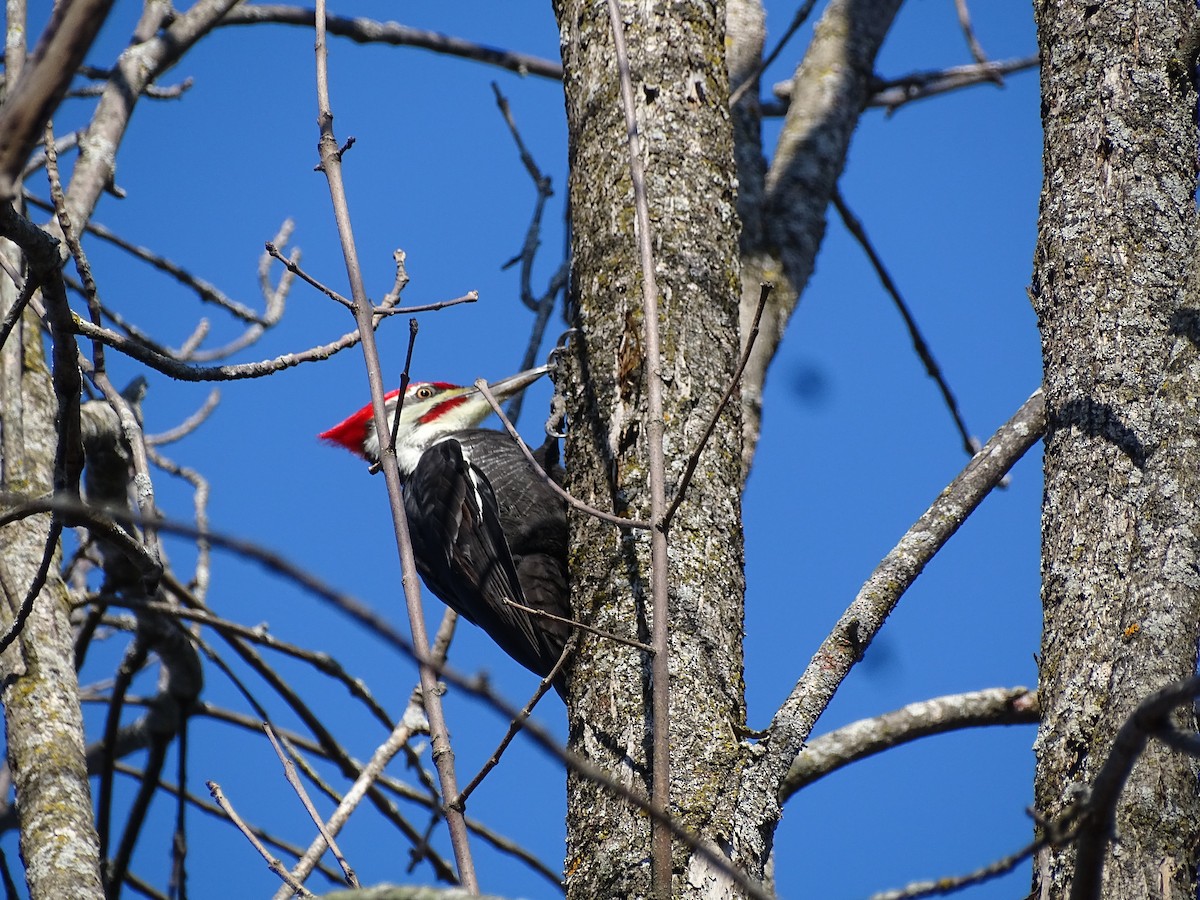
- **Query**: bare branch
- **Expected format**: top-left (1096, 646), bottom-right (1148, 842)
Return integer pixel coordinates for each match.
top-left (311, 0), bottom-right (478, 886)
top-left (735, 387), bottom-right (1046, 857)
top-left (72, 315), bottom-right (390, 382)
top-left (372, 291), bottom-right (479, 316)
top-left (868, 839), bottom-right (1040, 900)
top-left (728, 0), bottom-right (819, 107)
top-left (831, 189), bottom-right (977, 457)
top-left (264, 725), bottom-right (358, 889)
top-left (0, 522), bottom-right (59, 655)
top-left (604, 3), bottom-right (673, 893)
top-left (952, 0), bottom-right (995, 69)
top-left (1070, 675), bottom-right (1200, 900)
top-left (66, 75), bottom-right (194, 101)
top-left (220, 4), bottom-right (563, 80)
top-left (663, 283), bottom-right (770, 527)
top-left (781, 687), bottom-right (1039, 798)
top-left (266, 241), bottom-right (353, 309)
top-left (503, 596), bottom-right (653, 654)
top-left (20, 129), bottom-right (81, 179)
top-left (144, 445), bottom-right (213, 601)
top-left (207, 781), bottom-right (317, 898)
top-left (145, 390), bottom-right (221, 447)
top-left (764, 56), bottom-right (1039, 116)
top-left (24, 193), bottom-right (275, 326)
top-left (0, 0), bottom-right (116, 195)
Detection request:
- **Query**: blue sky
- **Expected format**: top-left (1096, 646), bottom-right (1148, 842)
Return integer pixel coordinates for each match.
top-left (10, 2), bottom-right (1042, 898)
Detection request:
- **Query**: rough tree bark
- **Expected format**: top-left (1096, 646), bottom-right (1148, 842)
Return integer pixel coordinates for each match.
top-left (0, 253), bottom-right (105, 898)
top-left (1029, 0), bottom-right (1200, 896)
top-left (553, 1), bottom-right (748, 896)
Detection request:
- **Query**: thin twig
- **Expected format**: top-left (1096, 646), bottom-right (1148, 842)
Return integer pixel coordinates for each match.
top-left (206, 782), bottom-right (316, 898)
top-left (868, 838), bottom-right (1041, 900)
top-left (663, 283), bottom-right (770, 527)
top-left (0, 255), bottom-right (36, 356)
top-left (377, 318), bottom-right (420, 476)
top-left (952, 0), bottom-right (996, 71)
top-left (503, 597), bottom-right (653, 654)
top-left (24, 192), bottom-right (272, 325)
top-left (728, 0), bottom-right (820, 107)
top-left (490, 82), bottom-right (567, 423)
top-left (218, 5), bottom-right (563, 80)
top-left (66, 79), bottom-right (191, 101)
top-left (144, 446), bottom-right (212, 601)
top-left (380, 249), bottom-right (411, 306)
top-left (145, 390), bottom-right (220, 446)
top-left (265, 242), bottom-right (352, 308)
top-left (170, 716), bottom-right (188, 899)
top-left (604, 3), bottom-right (673, 894)
top-left (453, 634), bottom-right (579, 810)
top-left (831, 188), bottom-right (977, 457)
top-left (311, 0), bottom-right (477, 888)
top-left (0, 521), bottom-right (60, 654)
top-left (264, 725), bottom-right (358, 888)
top-left (473, 379), bottom-right (650, 530)
top-left (372, 291), bottom-right (478, 316)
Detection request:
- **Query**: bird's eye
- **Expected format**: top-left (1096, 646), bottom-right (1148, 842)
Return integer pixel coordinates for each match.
top-left (415, 386), bottom-right (434, 400)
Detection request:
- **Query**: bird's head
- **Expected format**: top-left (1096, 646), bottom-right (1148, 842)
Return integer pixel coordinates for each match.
top-left (319, 365), bottom-right (550, 474)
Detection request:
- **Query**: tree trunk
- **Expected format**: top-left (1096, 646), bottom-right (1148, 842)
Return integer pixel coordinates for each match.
top-left (552, 1), bottom-right (749, 896)
top-left (0, 242), bottom-right (105, 898)
top-left (1030, 0), bottom-right (1200, 895)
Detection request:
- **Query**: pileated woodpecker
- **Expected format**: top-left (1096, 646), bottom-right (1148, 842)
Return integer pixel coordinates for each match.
top-left (319, 367), bottom-right (570, 694)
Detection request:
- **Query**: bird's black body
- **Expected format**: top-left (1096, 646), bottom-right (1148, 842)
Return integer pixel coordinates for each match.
top-left (319, 368), bottom-right (570, 693)
top-left (402, 430), bottom-right (569, 693)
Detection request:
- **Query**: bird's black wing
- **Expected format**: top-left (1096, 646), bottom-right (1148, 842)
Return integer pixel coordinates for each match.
top-left (403, 439), bottom-right (560, 683)
top-left (453, 431), bottom-right (570, 675)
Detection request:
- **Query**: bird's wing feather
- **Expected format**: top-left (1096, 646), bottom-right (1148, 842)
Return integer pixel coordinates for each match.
top-left (404, 439), bottom-right (557, 679)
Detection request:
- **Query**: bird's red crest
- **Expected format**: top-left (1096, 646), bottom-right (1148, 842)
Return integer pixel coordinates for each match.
top-left (319, 388), bottom-right (402, 458)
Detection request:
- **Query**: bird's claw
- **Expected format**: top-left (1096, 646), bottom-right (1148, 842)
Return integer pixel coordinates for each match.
top-left (545, 328), bottom-right (579, 372)
top-left (545, 392), bottom-right (568, 439)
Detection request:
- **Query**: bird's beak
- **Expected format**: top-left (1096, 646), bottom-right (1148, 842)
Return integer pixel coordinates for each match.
top-left (478, 364), bottom-right (552, 400)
